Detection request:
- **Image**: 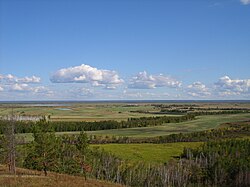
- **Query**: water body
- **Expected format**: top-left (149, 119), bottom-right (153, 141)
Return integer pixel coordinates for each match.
top-left (55, 108), bottom-right (72, 111)
top-left (24, 104), bottom-right (72, 107)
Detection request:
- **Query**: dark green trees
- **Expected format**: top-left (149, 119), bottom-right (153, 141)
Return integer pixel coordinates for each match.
top-left (24, 118), bottom-right (60, 176)
top-left (24, 118), bottom-right (91, 177)
top-left (75, 131), bottom-right (90, 179)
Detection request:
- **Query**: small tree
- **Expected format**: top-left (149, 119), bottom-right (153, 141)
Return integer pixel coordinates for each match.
top-left (24, 117), bottom-right (60, 176)
top-left (1, 110), bottom-right (17, 175)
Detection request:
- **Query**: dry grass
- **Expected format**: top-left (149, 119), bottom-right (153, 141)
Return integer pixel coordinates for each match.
top-left (0, 165), bottom-right (123, 187)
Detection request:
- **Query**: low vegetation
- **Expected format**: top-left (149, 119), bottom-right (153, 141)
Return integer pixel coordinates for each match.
top-left (92, 142), bottom-right (202, 164)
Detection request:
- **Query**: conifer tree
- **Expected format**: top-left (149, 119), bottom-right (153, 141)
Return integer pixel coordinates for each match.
top-left (75, 131), bottom-right (90, 179)
top-left (24, 117), bottom-right (60, 176)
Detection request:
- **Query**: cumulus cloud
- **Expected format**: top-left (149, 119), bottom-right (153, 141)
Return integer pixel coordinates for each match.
top-left (32, 86), bottom-right (53, 95)
top-left (50, 64), bottom-right (123, 89)
top-left (20, 76), bottom-right (41, 83)
top-left (187, 82), bottom-right (211, 97)
top-left (8, 83), bottom-right (53, 96)
top-left (128, 71), bottom-right (181, 89)
top-left (215, 76), bottom-right (250, 96)
top-left (0, 76), bottom-right (3, 91)
top-left (9, 83), bottom-right (30, 92)
top-left (0, 73), bottom-right (52, 97)
top-left (3, 74), bottom-right (41, 84)
top-left (240, 0), bottom-right (250, 5)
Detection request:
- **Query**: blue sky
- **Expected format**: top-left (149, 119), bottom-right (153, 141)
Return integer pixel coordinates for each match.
top-left (0, 0), bottom-right (250, 100)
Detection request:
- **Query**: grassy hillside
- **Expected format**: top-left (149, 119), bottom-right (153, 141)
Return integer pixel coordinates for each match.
top-left (0, 165), bottom-right (122, 187)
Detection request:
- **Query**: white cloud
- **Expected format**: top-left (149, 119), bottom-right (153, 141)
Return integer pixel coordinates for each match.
top-left (10, 83), bottom-right (30, 92)
top-left (0, 75), bottom-right (3, 91)
top-left (4, 74), bottom-right (41, 84)
top-left (187, 82), bottom-right (211, 97)
top-left (19, 76), bottom-right (41, 83)
top-left (240, 0), bottom-right (250, 5)
top-left (218, 91), bottom-right (240, 97)
top-left (8, 83), bottom-right (53, 96)
top-left (32, 86), bottom-right (53, 95)
top-left (0, 73), bottom-right (51, 98)
top-left (128, 71), bottom-right (181, 89)
top-left (215, 76), bottom-right (250, 95)
top-left (50, 64), bottom-right (123, 89)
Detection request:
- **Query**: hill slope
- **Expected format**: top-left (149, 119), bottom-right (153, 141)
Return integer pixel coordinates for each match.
top-left (0, 165), bottom-right (123, 187)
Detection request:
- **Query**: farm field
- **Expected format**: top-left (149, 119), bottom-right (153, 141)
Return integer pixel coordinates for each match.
top-left (1, 101), bottom-right (249, 122)
top-left (0, 103), bottom-right (179, 121)
top-left (15, 113), bottom-right (250, 143)
top-left (88, 113), bottom-right (250, 137)
top-left (92, 142), bottom-right (202, 164)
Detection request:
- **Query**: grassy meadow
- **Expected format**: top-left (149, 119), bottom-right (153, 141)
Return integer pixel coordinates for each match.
top-left (15, 113), bottom-right (250, 143)
top-left (92, 142), bottom-right (202, 164)
top-left (88, 113), bottom-right (250, 137)
top-left (0, 103), bottom-right (171, 121)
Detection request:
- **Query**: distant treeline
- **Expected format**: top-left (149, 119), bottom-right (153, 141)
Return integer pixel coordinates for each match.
top-left (190, 110), bottom-right (250, 116)
top-left (131, 109), bottom-right (250, 115)
top-left (89, 121), bottom-right (250, 144)
top-left (0, 114), bottom-right (196, 134)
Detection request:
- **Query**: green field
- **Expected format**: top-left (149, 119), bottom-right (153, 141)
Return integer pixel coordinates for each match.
top-left (0, 103), bottom-right (175, 121)
top-left (92, 142), bottom-right (202, 164)
top-left (16, 113), bottom-right (250, 143)
top-left (3, 102), bottom-right (249, 122)
top-left (88, 113), bottom-right (250, 137)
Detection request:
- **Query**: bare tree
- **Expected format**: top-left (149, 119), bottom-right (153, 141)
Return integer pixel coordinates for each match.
top-left (3, 107), bottom-right (17, 175)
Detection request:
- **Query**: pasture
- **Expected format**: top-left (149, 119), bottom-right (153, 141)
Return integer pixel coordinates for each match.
top-left (0, 103), bottom-right (171, 121)
top-left (1, 101), bottom-right (249, 122)
top-left (15, 113), bottom-right (250, 143)
top-left (88, 113), bottom-right (250, 137)
top-left (92, 142), bottom-right (202, 164)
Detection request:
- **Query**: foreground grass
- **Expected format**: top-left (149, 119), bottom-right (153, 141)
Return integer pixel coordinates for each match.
top-left (0, 165), bottom-right (122, 187)
top-left (92, 142), bottom-right (202, 164)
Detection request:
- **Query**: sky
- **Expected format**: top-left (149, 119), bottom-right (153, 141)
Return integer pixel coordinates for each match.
top-left (0, 0), bottom-right (250, 100)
